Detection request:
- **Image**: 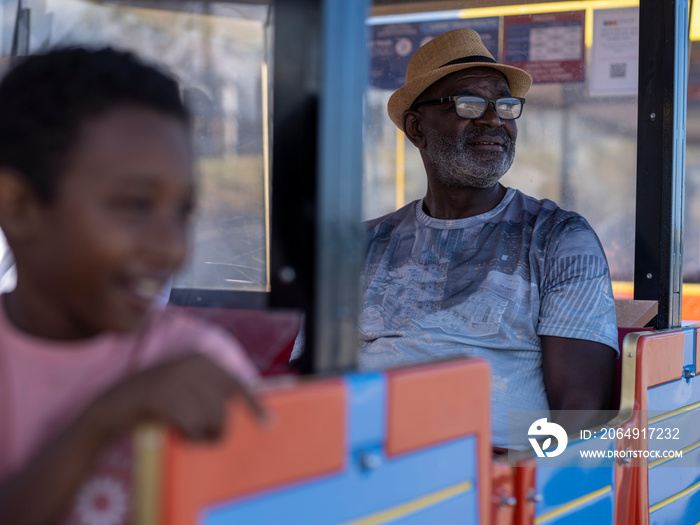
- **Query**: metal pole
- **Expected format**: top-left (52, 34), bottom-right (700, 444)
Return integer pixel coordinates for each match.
top-left (270, 0), bottom-right (321, 373)
top-left (313, 0), bottom-right (368, 373)
top-left (271, 0), bottom-right (367, 373)
top-left (634, 0), bottom-right (689, 328)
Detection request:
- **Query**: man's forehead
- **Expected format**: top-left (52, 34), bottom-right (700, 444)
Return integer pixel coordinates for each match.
top-left (426, 67), bottom-right (510, 96)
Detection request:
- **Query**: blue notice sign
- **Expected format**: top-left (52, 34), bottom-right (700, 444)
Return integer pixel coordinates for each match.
top-left (369, 17), bottom-right (500, 90)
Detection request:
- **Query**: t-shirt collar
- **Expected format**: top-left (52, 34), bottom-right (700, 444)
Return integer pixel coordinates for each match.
top-left (415, 187), bottom-right (515, 229)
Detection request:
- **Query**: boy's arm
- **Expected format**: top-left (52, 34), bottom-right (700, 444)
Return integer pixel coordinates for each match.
top-left (0, 354), bottom-right (264, 525)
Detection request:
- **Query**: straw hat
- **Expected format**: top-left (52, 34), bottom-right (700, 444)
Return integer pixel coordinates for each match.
top-left (387, 28), bottom-right (532, 131)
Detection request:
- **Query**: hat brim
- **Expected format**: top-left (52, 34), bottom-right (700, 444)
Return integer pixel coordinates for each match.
top-left (387, 62), bottom-right (533, 131)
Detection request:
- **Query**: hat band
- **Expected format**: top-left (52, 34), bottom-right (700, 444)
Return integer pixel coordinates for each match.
top-left (440, 55), bottom-right (497, 68)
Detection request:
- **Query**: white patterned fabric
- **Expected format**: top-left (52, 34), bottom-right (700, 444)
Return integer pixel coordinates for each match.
top-left (0, 231), bottom-right (15, 294)
top-left (360, 188), bottom-right (618, 447)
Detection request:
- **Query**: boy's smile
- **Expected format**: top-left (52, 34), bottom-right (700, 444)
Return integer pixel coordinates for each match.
top-left (5, 106), bottom-right (194, 339)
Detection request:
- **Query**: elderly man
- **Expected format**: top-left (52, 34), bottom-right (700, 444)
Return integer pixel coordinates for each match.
top-left (360, 28), bottom-right (618, 449)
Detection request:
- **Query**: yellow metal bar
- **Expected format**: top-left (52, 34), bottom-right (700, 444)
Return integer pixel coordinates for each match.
top-left (262, 59), bottom-right (272, 292)
top-left (683, 282), bottom-right (700, 295)
top-left (648, 439), bottom-right (700, 469)
top-left (340, 480), bottom-right (473, 525)
top-left (132, 424), bottom-right (165, 525)
top-left (648, 400), bottom-right (700, 425)
top-left (612, 280), bottom-right (700, 299)
top-left (395, 129), bottom-right (406, 210)
top-left (611, 280), bottom-right (634, 297)
top-left (650, 479), bottom-right (700, 513)
top-left (617, 333), bottom-right (640, 419)
top-left (534, 486), bottom-right (612, 524)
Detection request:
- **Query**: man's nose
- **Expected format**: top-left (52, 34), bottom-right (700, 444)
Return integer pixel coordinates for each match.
top-left (473, 101), bottom-right (503, 127)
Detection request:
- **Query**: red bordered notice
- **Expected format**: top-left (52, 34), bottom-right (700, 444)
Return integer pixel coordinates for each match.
top-left (503, 11), bottom-right (585, 84)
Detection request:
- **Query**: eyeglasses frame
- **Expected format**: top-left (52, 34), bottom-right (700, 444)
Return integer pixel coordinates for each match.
top-left (412, 95), bottom-right (526, 120)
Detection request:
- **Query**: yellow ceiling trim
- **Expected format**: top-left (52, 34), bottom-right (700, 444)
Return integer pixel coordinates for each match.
top-left (458, 0), bottom-right (638, 18)
top-left (458, 1), bottom-right (639, 48)
top-left (692, 0), bottom-right (700, 41)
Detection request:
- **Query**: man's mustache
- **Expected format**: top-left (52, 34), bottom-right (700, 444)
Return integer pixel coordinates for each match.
top-left (461, 128), bottom-right (513, 148)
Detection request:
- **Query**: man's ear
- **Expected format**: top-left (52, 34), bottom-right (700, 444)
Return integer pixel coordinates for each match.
top-left (0, 169), bottom-right (45, 241)
top-left (403, 110), bottom-right (426, 149)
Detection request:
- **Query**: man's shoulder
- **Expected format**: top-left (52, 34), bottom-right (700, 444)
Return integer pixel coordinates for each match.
top-left (509, 188), bottom-right (572, 216)
top-left (508, 188), bottom-right (591, 230)
top-left (508, 189), bottom-right (606, 259)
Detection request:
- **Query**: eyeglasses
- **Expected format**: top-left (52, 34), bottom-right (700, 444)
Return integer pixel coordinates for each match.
top-left (413, 96), bottom-right (526, 120)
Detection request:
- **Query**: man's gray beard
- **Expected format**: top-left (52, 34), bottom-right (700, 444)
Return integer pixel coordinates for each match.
top-left (424, 127), bottom-right (516, 189)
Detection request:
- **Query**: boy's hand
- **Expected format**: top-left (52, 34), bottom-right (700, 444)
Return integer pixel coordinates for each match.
top-left (0, 354), bottom-right (263, 525)
top-left (91, 354), bottom-right (265, 441)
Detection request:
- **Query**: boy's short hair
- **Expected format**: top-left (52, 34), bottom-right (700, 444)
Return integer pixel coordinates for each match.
top-left (0, 46), bottom-right (191, 200)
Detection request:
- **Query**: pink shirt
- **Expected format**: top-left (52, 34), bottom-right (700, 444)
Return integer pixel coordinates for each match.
top-left (0, 298), bottom-right (258, 523)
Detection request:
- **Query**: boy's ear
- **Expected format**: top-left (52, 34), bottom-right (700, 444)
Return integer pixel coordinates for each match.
top-left (403, 110), bottom-right (426, 149)
top-left (0, 169), bottom-right (45, 241)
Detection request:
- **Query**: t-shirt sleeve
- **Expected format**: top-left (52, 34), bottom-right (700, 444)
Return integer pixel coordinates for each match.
top-left (289, 315), bottom-right (305, 362)
top-left (537, 218), bottom-right (619, 355)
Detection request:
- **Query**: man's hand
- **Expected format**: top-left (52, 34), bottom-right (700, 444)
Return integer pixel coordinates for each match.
top-left (90, 353), bottom-right (266, 441)
top-left (541, 336), bottom-right (616, 435)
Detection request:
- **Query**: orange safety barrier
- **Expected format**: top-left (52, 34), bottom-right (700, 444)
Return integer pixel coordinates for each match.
top-left (386, 358), bottom-right (492, 525)
top-left (489, 326), bottom-right (683, 525)
top-left (134, 378), bottom-right (345, 525)
top-left (614, 330), bottom-right (686, 525)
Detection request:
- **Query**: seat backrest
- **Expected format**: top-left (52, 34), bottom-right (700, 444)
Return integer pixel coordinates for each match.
top-left (168, 306), bottom-right (301, 376)
top-left (133, 357), bottom-right (493, 525)
top-left (633, 327), bottom-right (699, 525)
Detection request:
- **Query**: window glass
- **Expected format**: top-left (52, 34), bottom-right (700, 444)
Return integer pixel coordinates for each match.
top-left (365, 0), bottom-right (638, 293)
top-left (0, 0), bottom-right (272, 292)
top-left (685, 36), bottom-right (700, 320)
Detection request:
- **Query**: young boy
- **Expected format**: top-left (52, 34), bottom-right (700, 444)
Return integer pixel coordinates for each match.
top-left (0, 47), bottom-right (263, 524)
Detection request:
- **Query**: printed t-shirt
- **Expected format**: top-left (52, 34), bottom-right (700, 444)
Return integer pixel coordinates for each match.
top-left (360, 188), bottom-right (618, 448)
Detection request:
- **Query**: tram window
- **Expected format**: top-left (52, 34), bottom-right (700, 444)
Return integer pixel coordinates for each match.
top-left (0, 0), bottom-right (273, 293)
top-left (365, 0), bottom-right (639, 290)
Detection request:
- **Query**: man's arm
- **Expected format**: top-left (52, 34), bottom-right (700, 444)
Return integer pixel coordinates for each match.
top-left (541, 335), bottom-right (617, 435)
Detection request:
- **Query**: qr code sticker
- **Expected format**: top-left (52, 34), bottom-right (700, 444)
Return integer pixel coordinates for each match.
top-left (610, 63), bottom-right (627, 79)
